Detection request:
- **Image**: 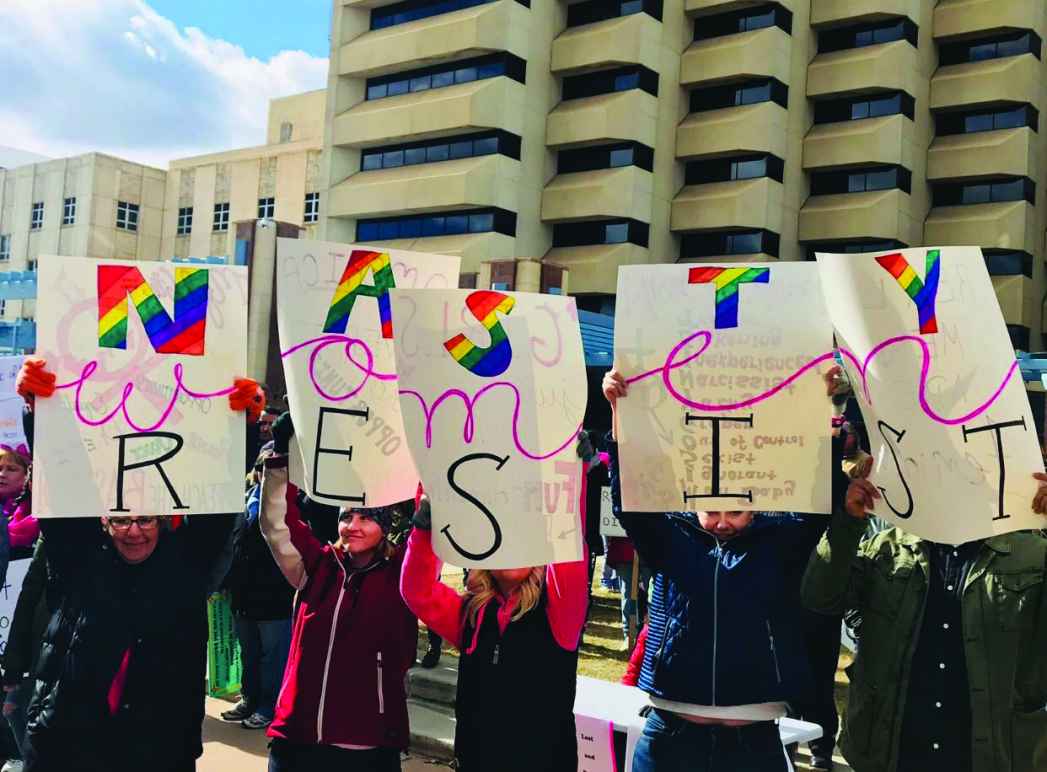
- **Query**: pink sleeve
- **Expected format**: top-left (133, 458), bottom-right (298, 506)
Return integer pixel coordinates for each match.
top-left (400, 528), bottom-right (465, 650)
top-left (8, 507), bottom-right (38, 549)
top-left (545, 493), bottom-right (590, 651)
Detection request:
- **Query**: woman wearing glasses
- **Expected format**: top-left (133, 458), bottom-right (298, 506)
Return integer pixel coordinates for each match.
top-left (13, 357), bottom-right (265, 772)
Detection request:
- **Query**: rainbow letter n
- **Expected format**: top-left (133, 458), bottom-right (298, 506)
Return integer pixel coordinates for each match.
top-left (875, 249), bottom-right (941, 335)
top-left (98, 266), bottom-right (209, 355)
top-left (688, 266), bottom-right (770, 329)
top-left (324, 250), bottom-right (395, 339)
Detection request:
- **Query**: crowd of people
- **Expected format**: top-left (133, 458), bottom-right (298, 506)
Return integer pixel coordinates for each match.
top-left (0, 356), bottom-right (1041, 772)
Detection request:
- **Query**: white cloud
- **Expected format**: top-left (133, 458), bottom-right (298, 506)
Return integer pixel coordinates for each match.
top-left (0, 0), bottom-right (329, 168)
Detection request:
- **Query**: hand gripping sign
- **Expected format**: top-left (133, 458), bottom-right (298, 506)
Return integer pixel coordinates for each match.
top-left (614, 263), bottom-right (834, 515)
top-left (33, 255), bottom-right (248, 517)
top-left (391, 288), bottom-right (587, 569)
top-left (817, 246), bottom-right (1045, 544)
top-left (276, 239), bottom-right (459, 507)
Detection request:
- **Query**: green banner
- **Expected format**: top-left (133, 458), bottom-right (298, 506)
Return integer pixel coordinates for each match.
top-left (207, 593), bottom-right (243, 698)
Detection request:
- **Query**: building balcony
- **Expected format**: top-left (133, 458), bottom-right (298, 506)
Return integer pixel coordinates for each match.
top-left (676, 102), bottom-right (788, 160)
top-left (923, 201), bottom-right (1035, 251)
top-left (685, 0), bottom-right (794, 15)
top-left (366, 232), bottom-right (516, 273)
top-left (933, 0), bottom-right (1043, 40)
top-left (992, 274), bottom-right (1036, 329)
top-left (927, 128), bottom-right (1037, 182)
top-left (541, 167), bottom-right (653, 224)
top-left (930, 56), bottom-right (1041, 113)
top-left (542, 243), bottom-right (649, 294)
top-left (810, 0), bottom-right (919, 28)
top-left (798, 188), bottom-right (911, 242)
top-left (680, 27), bottom-right (791, 88)
top-left (338, 1), bottom-right (529, 78)
top-left (332, 77), bottom-right (525, 147)
top-left (327, 154), bottom-right (519, 219)
top-left (546, 90), bottom-right (658, 149)
top-left (802, 114), bottom-right (913, 170)
top-left (551, 13), bottom-right (663, 77)
top-left (807, 40), bottom-right (919, 99)
top-left (671, 178), bottom-right (784, 233)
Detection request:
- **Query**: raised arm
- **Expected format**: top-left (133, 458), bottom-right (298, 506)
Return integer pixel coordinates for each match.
top-left (400, 500), bottom-right (465, 649)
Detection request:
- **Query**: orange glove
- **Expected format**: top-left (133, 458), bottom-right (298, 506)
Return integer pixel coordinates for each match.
top-left (229, 377), bottom-right (266, 424)
top-left (16, 357), bottom-right (57, 404)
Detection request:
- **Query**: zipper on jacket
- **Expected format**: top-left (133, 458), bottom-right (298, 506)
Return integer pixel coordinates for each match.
top-left (766, 620), bottom-right (782, 684)
top-left (711, 541), bottom-right (722, 705)
top-left (376, 652), bottom-right (385, 715)
top-left (316, 565), bottom-right (350, 743)
top-left (492, 644), bottom-right (500, 665)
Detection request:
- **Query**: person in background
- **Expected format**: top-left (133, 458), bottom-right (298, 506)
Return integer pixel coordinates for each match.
top-left (400, 494), bottom-right (589, 772)
top-left (220, 447), bottom-right (294, 731)
top-left (0, 446), bottom-right (34, 563)
top-left (605, 534), bottom-right (648, 649)
top-left (14, 357), bottom-right (264, 772)
top-left (259, 414), bottom-right (417, 772)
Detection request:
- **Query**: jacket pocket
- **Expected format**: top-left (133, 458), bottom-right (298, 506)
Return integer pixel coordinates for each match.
top-left (1011, 708), bottom-right (1047, 772)
top-left (993, 572), bottom-right (1042, 631)
top-left (376, 652), bottom-right (384, 715)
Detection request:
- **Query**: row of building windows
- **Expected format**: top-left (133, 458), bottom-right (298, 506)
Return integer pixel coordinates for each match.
top-left (365, 53), bottom-right (525, 101)
top-left (931, 176), bottom-right (1035, 207)
top-left (552, 218), bottom-right (650, 248)
top-left (357, 207), bottom-right (517, 242)
top-left (685, 154), bottom-right (784, 185)
top-left (813, 91), bottom-right (914, 125)
top-left (938, 30), bottom-right (1041, 66)
top-left (174, 194), bottom-right (321, 236)
top-left (562, 65), bottom-right (658, 101)
top-left (818, 17), bottom-right (918, 54)
top-left (694, 2), bottom-right (791, 41)
top-left (26, 198), bottom-right (135, 231)
top-left (566, 0), bottom-right (662, 28)
top-left (810, 165), bottom-right (912, 196)
top-left (361, 131), bottom-right (521, 171)
top-left (370, 0), bottom-right (527, 31)
top-left (558, 142), bottom-right (654, 174)
top-left (689, 77), bottom-right (788, 113)
top-left (681, 229), bottom-right (780, 259)
top-left (936, 105), bottom-right (1038, 136)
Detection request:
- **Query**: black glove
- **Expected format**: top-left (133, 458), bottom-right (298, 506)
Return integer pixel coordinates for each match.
top-left (576, 430), bottom-right (596, 464)
top-left (272, 412), bottom-right (295, 455)
top-left (412, 496), bottom-right (432, 531)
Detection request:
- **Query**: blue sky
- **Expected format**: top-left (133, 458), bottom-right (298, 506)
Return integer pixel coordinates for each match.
top-left (145, 0), bottom-right (332, 59)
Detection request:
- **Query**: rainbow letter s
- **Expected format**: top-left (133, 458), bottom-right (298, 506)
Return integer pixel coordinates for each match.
top-left (324, 249), bottom-right (396, 339)
top-left (98, 265), bottom-right (209, 355)
top-left (444, 290), bottom-right (515, 377)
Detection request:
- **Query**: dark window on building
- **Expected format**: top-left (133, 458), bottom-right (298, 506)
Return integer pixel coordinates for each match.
top-left (810, 165), bottom-right (912, 195)
top-left (562, 66), bottom-right (659, 100)
top-left (818, 17), bottom-right (918, 53)
top-left (1007, 324), bottom-right (1030, 351)
top-left (361, 131), bottom-right (521, 171)
top-left (557, 142), bottom-right (654, 174)
top-left (177, 207), bottom-right (193, 236)
top-left (258, 197), bottom-right (275, 219)
top-left (813, 91), bottom-right (915, 124)
top-left (541, 264), bottom-right (565, 294)
top-left (689, 77), bottom-right (789, 113)
top-left (29, 202), bottom-right (43, 231)
top-left (694, 3), bottom-right (792, 41)
top-left (552, 219), bottom-right (649, 248)
top-left (681, 229), bottom-right (780, 258)
top-left (116, 201), bottom-right (139, 232)
top-left (365, 53), bottom-right (526, 101)
top-left (489, 260), bottom-right (517, 291)
top-left (0, 235), bottom-right (10, 262)
top-left (931, 176), bottom-right (1035, 206)
top-left (802, 239), bottom-right (907, 261)
top-left (63, 197), bottom-right (76, 226)
top-left (459, 273), bottom-right (479, 288)
top-left (935, 105), bottom-right (1038, 135)
top-left (213, 202), bottom-right (230, 232)
top-left (939, 31), bottom-right (1041, 66)
top-left (983, 249), bottom-right (1033, 277)
top-left (567, 0), bottom-right (662, 28)
top-left (685, 153), bottom-right (784, 185)
top-left (371, 0), bottom-right (528, 30)
top-left (304, 193), bottom-right (320, 224)
top-left (357, 208), bottom-right (517, 241)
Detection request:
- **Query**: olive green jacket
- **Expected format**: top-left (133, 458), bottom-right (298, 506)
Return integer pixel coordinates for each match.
top-left (802, 511), bottom-right (1047, 772)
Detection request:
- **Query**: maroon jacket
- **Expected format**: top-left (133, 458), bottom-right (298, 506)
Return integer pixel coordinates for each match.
top-left (259, 457), bottom-right (417, 749)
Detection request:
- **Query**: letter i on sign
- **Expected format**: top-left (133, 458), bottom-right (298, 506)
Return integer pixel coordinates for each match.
top-left (444, 290), bottom-right (515, 377)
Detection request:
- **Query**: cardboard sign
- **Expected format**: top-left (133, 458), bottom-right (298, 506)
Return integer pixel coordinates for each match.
top-left (576, 714), bottom-right (617, 772)
top-left (817, 246), bottom-right (1044, 543)
top-left (33, 256), bottom-right (247, 517)
top-left (0, 559), bottom-right (30, 657)
top-left (615, 263), bottom-right (833, 514)
top-left (391, 289), bottom-right (587, 569)
top-left (276, 239), bottom-right (459, 507)
top-left (0, 356), bottom-right (27, 453)
top-left (598, 486), bottom-right (625, 538)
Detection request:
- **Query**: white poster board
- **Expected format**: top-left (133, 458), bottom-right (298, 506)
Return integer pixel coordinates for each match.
top-left (816, 246), bottom-right (1044, 543)
top-left (33, 256), bottom-right (248, 517)
top-left (0, 559), bottom-right (30, 656)
top-left (0, 356), bottom-right (27, 452)
top-left (615, 263), bottom-right (833, 514)
top-left (598, 486), bottom-right (626, 538)
top-left (276, 239), bottom-right (459, 507)
top-left (391, 289), bottom-right (587, 568)
top-left (576, 714), bottom-right (617, 772)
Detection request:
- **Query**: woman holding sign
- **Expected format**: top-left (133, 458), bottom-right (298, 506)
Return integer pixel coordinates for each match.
top-left (400, 495), bottom-right (589, 772)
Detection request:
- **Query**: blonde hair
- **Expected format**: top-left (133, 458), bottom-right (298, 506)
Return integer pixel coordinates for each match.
top-left (464, 567), bottom-right (545, 628)
top-left (0, 451), bottom-right (28, 472)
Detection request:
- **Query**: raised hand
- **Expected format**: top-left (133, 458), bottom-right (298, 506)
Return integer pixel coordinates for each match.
top-left (844, 477), bottom-right (879, 520)
top-left (16, 357), bottom-right (57, 406)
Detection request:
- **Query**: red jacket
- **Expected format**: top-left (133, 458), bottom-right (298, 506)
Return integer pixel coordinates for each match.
top-left (622, 623), bottom-right (649, 687)
top-left (259, 458), bottom-right (417, 749)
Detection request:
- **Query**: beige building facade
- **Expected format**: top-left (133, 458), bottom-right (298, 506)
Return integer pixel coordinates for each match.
top-left (320, 0), bottom-right (1047, 351)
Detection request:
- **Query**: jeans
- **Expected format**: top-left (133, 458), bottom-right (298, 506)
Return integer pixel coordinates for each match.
top-left (612, 561), bottom-right (649, 640)
top-left (268, 739), bottom-right (400, 772)
top-left (4, 679), bottom-right (31, 758)
top-left (235, 616), bottom-right (292, 719)
top-left (632, 709), bottom-right (790, 772)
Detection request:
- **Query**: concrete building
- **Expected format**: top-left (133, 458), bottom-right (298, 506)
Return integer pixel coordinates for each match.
top-left (319, 0), bottom-right (1047, 351)
top-left (160, 89), bottom-right (328, 261)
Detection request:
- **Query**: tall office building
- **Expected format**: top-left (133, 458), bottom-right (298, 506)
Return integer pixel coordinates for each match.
top-left (320, 0), bottom-right (1047, 353)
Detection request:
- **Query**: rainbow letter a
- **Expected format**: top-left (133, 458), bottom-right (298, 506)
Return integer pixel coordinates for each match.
top-left (324, 250), bottom-right (395, 339)
top-left (98, 266), bottom-right (209, 355)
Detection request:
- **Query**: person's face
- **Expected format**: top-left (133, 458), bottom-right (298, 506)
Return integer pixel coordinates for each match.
top-left (103, 516), bottom-right (162, 564)
top-left (0, 460), bottom-right (27, 499)
top-left (337, 512), bottom-right (385, 555)
top-left (697, 511), bottom-right (754, 540)
top-left (491, 567), bottom-right (534, 594)
top-left (258, 413), bottom-right (276, 440)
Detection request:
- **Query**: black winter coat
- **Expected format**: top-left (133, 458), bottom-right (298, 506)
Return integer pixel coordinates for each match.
top-left (225, 508), bottom-right (294, 621)
top-left (23, 514), bottom-right (234, 772)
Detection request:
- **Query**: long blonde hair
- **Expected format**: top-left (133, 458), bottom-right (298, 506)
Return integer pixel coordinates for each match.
top-left (464, 567), bottom-right (546, 628)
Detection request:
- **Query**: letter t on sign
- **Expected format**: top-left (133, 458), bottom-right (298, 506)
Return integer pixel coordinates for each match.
top-left (687, 267), bottom-right (770, 329)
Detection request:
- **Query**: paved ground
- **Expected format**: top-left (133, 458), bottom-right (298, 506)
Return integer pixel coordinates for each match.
top-left (199, 697), bottom-right (452, 771)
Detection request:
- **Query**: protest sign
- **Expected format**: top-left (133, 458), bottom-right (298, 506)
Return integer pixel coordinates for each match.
top-left (817, 246), bottom-right (1044, 543)
top-left (32, 255), bottom-right (248, 517)
top-left (614, 263), bottom-right (833, 514)
top-left (0, 356), bottom-right (27, 452)
top-left (598, 486), bottom-right (625, 538)
top-left (207, 593), bottom-right (242, 697)
top-left (575, 714), bottom-right (617, 772)
top-left (391, 288), bottom-right (587, 568)
top-left (0, 559), bottom-right (30, 657)
top-left (276, 239), bottom-right (459, 507)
